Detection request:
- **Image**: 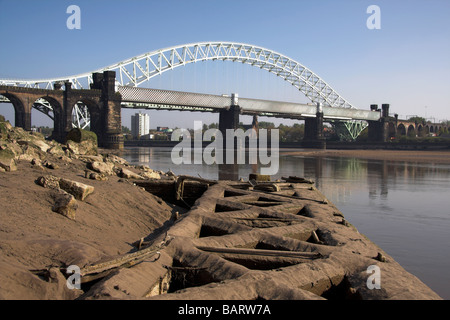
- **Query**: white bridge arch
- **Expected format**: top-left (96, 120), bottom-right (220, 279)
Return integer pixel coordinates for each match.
top-left (0, 42), bottom-right (366, 138)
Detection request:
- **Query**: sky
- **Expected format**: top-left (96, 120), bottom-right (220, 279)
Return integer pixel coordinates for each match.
top-left (0, 0), bottom-right (449, 129)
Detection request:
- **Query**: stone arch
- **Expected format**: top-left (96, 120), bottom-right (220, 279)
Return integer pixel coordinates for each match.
top-left (417, 124), bottom-right (426, 137)
top-left (397, 123), bottom-right (406, 136)
top-left (33, 96), bottom-right (65, 141)
top-left (0, 92), bottom-right (28, 129)
top-left (407, 124), bottom-right (416, 137)
top-left (66, 97), bottom-right (102, 140)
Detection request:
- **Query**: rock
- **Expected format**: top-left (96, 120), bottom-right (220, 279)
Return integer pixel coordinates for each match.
top-left (141, 170), bottom-right (161, 180)
top-left (88, 172), bottom-right (108, 181)
top-left (87, 161), bottom-right (115, 175)
top-left (66, 140), bottom-right (79, 155)
top-left (43, 160), bottom-right (60, 170)
top-left (65, 128), bottom-right (98, 156)
top-left (376, 252), bottom-right (387, 262)
top-left (78, 155), bottom-right (104, 163)
top-left (36, 175), bottom-right (94, 201)
top-left (120, 168), bottom-right (145, 180)
top-left (166, 170), bottom-right (176, 177)
top-left (47, 145), bottom-right (65, 157)
top-left (17, 139), bottom-right (50, 153)
top-left (104, 154), bottom-right (128, 165)
top-left (36, 175), bottom-right (61, 189)
top-left (51, 189), bottom-right (78, 220)
top-left (2, 141), bottom-right (22, 158)
top-left (17, 145), bottom-right (43, 162)
top-left (59, 156), bottom-right (72, 163)
top-left (0, 148), bottom-right (17, 172)
top-left (58, 178), bottom-right (95, 201)
top-left (0, 120), bottom-right (13, 136)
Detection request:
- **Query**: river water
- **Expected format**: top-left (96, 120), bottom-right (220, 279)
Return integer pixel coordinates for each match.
top-left (122, 147), bottom-right (450, 299)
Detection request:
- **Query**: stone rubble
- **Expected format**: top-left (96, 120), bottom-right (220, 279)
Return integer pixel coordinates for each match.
top-left (0, 120), bottom-right (164, 221)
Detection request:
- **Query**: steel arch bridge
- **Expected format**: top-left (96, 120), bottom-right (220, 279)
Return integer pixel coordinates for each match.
top-left (0, 41), bottom-right (366, 139)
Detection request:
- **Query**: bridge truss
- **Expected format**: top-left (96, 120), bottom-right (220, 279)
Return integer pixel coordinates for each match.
top-left (0, 42), bottom-right (367, 139)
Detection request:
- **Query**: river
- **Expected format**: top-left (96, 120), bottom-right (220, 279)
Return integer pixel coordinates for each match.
top-left (122, 146), bottom-right (450, 299)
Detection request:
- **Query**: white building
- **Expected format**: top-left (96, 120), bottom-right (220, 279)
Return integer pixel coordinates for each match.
top-left (131, 112), bottom-right (150, 138)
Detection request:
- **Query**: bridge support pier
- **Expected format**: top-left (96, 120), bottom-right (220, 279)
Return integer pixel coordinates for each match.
top-left (368, 104), bottom-right (389, 142)
top-left (218, 96), bottom-right (240, 177)
top-left (60, 71), bottom-right (123, 150)
top-left (15, 109), bottom-right (31, 131)
top-left (303, 103), bottom-right (326, 149)
top-left (9, 95), bottom-right (33, 131)
top-left (98, 71), bottom-right (123, 150)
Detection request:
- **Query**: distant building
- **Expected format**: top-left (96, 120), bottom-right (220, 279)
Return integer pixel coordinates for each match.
top-left (131, 112), bottom-right (150, 138)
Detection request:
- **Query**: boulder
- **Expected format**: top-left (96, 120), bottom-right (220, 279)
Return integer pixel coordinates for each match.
top-left (42, 160), bottom-right (60, 170)
top-left (58, 178), bottom-right (95, 201)
top-left (51, 189), bottom-right (78, 220)
top-left (47, 145), bottom-right (65, 157)
top-left (0, 148), bottom-right (17, 172)
top-left (88, 172), bottom-right (108, 181)
top-left (36, 175), bottom-right (61, 189)
top-left (0, 119), bottom-right (13, 136)
top-left (141, 170), bottom-right (161, 180)
top-left (119, 168), bottom-right (145, 180)
top-left (66, 140), bottom-right (79, 155)
top-left (36, 175), bottom-right (94, 201)
top-left (87, 161), bottom-right (115, 176)
top-left (78, 155), bottom-right (104, 163)
top-left (1, 141), bottom-right (22, 158)
top-left (17, 139), bottom-right (50, 153)
top-left (65, 129), bottom-right (98, 156)
top-left (104, 154), bottom-right (128, 165)
top-left (17, 145), bottom-right (43, 162)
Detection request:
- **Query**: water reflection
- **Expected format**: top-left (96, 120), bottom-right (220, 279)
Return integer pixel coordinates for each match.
top-left (122, 146), bottom-right (450, 203)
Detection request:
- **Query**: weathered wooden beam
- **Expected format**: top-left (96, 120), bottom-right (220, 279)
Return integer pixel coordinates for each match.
top-left (196, 246), bottom-right (322, 259)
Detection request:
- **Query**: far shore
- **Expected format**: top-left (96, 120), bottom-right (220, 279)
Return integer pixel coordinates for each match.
top-left (280, 149), bottom-right (450, 164)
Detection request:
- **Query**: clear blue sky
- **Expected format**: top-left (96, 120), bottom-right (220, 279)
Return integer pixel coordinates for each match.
top-left (1, 0), bottom-right (449, 128)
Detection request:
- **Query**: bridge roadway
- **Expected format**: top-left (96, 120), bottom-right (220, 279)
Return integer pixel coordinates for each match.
top-left (117, 86), bottom-right (381, 122)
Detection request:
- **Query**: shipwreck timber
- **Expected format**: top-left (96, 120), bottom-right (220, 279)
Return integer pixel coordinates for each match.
top-left (78, 175), bottom-right (441, 300)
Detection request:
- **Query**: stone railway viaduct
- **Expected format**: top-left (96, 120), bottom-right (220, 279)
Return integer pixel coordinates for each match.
top-left (1, 71), bottom-right (447, 150)
top-left (367, 104), bottom-right (447, 142)
top-left (0, 71), bottom-right (122, 149)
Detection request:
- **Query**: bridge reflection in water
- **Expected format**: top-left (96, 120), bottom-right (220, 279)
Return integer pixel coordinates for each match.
top-left (122, 146), bottom-right (450, 201)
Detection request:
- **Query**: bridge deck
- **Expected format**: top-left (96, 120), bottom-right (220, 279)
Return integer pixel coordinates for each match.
top-left (118, 86), bottom-right (380, 121)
